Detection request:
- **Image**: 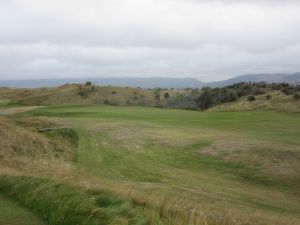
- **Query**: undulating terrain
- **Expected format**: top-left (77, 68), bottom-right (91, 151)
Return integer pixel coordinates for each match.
top-left (0, 84), bottom-right (300, 225)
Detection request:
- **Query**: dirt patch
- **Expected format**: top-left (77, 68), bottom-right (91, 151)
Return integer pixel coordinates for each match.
top-left (0, 106), bottom-right (43, 115)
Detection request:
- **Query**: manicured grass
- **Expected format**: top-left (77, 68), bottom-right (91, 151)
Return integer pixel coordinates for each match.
top-left (0, 195), bottom-right (46, 225)
top-left (29, 105), bottom-right (300, 143)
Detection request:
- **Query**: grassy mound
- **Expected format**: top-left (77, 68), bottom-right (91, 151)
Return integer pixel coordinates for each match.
top-left (0, 176), bottom-right (152, 225)
top-left (209, 91), bottom-right (300, 112)
top-left (0, 118), bottom-right (77, 163)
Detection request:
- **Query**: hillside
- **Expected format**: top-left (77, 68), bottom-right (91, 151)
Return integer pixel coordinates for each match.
top-left (1, 72), bottom-right (300, 89)
top-left (208, 72), bottom-right (300, 87)
top-left (0, 83), bottom-right (197, 109)
top-left (1, 82), bottom-right (300, 113)
top-left (0, 84), bottom-right (157, 106)
top-left (0, 77), bottom-right (204, 89)
top-left (209, 91), bottom-right (300, 112)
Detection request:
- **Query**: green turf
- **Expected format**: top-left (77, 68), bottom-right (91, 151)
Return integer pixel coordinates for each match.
top-left (0, 195), bottom-right (46, 225)
top-left (25, 105), bottom-right (300, 221)
top-left (0, 100), bottom-right (10, 107)
top-left (29, 105), bottom-right (300, 144)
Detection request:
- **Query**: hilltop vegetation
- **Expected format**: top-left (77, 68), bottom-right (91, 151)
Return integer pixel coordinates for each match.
top-left (1, 81), bottom-right (300, 112)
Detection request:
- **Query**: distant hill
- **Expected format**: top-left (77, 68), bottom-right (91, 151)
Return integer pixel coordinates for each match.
top-left (0, 72), bottom-right (299, 89)
top-left (0, 77), bottom-right (204, 89)
top-left (207, 72), bottom-right (300, 87)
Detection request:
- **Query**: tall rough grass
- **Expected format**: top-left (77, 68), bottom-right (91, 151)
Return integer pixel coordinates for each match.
top-left (0, 175), bottom-right (152, 225)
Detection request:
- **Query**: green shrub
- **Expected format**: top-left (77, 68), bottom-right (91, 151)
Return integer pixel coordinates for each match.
top-left (43, 128), bottom-right (79, 148)
top-left (294, 93), bottom-right (300, 101)
top-left (247, 96), bottom-right (256, 101)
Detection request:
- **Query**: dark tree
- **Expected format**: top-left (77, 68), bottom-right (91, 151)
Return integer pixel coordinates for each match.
top-left (154, 91), bottom-right (160, 103)
top-left (164, 92), bottom-right (170, 99)
top-left (294, 93), bottom-right (300, 101)
top-left (247, 95), bottom-right (256, 101)
top-left (196, 88), bottom-right (212, 111)
top-left (266, 94), bottom-right (272, 100)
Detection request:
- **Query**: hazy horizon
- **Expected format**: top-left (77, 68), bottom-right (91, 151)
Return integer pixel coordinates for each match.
top-left (1, 0), bottom-right (300, 82)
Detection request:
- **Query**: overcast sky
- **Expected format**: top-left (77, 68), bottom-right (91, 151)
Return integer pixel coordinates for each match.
top-left (0, 0), bottom-right (299, 81)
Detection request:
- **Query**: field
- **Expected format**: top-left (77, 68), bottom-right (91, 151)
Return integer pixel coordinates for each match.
top-left (1, 104), bottom-right (300, 224)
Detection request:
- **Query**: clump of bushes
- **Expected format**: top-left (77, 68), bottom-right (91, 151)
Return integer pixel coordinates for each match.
top-left (103, 99), bottom-right (119, 106)
top-left (294, 93), bottom-right (300, 101)
top-left (195, 87), bottom-right (238, 111)
top-left (164, 92), bottom-right (170, 99)
top-left (266, 94), bottom-right (272, 100)
top-left (247, 96), bottom-right (256, 101)
top-left (78, 81), bottom-right (96, 98)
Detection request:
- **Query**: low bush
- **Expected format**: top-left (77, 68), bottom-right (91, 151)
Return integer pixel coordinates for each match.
top-left (294, 93), bottom-right (300, 101)
top-left (247, 95), bottom-right (256, 101)
top-left (266, 94), bottom-right (272, 100)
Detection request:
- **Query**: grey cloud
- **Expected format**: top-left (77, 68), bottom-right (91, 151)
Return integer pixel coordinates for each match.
top-left (0, 0), bottom-right (299, 81)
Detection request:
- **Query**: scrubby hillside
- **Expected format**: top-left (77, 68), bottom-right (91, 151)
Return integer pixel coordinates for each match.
top-left (1, 82), bottom-right (300, 112)
top-left (0, 83), bottom-right (160, 106)
top-left (209, 91), bottom-right (300, 112)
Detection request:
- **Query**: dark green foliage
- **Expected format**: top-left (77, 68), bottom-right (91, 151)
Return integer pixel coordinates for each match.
top-left (153, 91), bottom-right (160, 103)
top-left (196, 88), bottom-right (212, 111)
top-left (0, 176), bottom-right (151, 225)
top-left (43, 128), bottom-right (79, 148)
top-left (282, 87), bottom-right (294, 95)
top-left (103, 99), bottom-right (119, 106)
top-left (191, 82), bottom-right (299, 110)
top-left (163, 92), bottom-right (169, 99)
top-left (247, 96), bottom-right (256, 101)
top-left (195, 87), bottom-right (238, 111)
top-left (266, 94), bottom-right (272, 100)
top-left (294, 93), bottom-right (300, 101)
top-left (166, 93), bottom-right (196, 109)
top-left (78, 83), bottom-right (96, 98)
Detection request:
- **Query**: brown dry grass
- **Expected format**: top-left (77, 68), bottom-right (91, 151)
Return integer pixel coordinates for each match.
top-left (0, 118), bottom-right (76, 165)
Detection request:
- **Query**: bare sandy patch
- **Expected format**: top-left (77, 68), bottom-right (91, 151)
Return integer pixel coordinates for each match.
top-left (0, 106), bottom-right (43, 115)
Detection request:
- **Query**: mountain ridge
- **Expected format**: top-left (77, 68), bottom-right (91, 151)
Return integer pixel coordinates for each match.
top-left (0, 72), bottom-right (299, 88)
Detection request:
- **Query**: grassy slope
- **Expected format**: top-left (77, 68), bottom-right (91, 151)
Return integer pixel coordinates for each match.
top-left (209, 91), bottom-right (300, 112)
top-left (0, 116), bottom-right (156, 225)
top-left (0, 117), bottom-right (77, 164)
top-left (0, 195), bottom-right (46, 225)
top-left (0, 85), bottom-right (182, 107)
top-left (24, 105), bottom-right (300, 225)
